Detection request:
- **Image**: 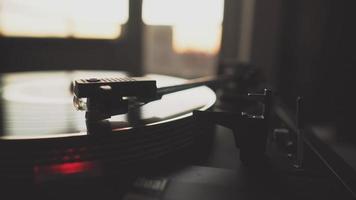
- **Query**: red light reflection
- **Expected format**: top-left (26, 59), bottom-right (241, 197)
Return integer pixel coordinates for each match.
top-left (34, 161), bottom-right (94, 176)
top-left (54, 162), bottom-right (92, 174)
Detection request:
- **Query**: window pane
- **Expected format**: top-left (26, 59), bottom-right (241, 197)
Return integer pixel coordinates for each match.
top-left (142, 0), bottom-right (224, 77)
top-left (143, 0), bottom-right (223, 54)
top-left (143, 0), bottom-right (223, 25)
top-left (0, 0), bottom-right (128, 39)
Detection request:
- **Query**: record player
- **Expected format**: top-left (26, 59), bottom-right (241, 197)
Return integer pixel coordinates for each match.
top-left (0, 68), bottom-right (353, 200)
top-left (1, 1), bottom-right (356, 199)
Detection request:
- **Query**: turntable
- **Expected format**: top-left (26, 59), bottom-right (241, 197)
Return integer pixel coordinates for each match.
top-left (0, 70), bottom-right (354, 200)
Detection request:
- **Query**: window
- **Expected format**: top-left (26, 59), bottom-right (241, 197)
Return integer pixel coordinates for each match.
top-left (0, 0), bottom-right (128, 39)
top-left (143, 0), bottom-right (223, 54)
top-left (0, 0), bottom-right (224, 76)
top-left (142, 0), bottom-right (224, 77)
top-left (0, 0), bottom-right (223, 51)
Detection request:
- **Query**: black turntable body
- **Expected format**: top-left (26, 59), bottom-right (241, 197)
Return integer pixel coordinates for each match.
top-left (0, 70), bottom-right (353, 200)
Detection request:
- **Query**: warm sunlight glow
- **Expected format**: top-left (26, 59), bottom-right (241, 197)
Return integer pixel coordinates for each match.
top-left (142, 0), bottom-right (223, 25)
top-left (173, 25), bottom-right (222, 54)
top-left (0, 0), bottom-right (128, 38)
top-left (71, 22), bottom-right (121, 39)
top-left (0, 0), bottom-right (224, 52)
top-left (143, 0), bottom-right (224, 54)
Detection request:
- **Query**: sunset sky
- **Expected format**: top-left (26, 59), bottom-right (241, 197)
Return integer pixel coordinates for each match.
top-left (0, 0), bottom-right (224, 53)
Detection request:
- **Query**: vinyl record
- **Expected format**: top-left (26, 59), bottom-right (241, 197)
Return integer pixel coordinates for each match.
top-left (0, 71), bottom-right (216, 181)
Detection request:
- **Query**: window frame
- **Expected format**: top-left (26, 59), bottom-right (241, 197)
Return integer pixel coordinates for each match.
top-left (0, 0), bottom-right (143, 75)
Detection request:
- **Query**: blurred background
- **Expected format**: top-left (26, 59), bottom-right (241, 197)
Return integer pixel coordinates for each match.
top-left (0, 0), bottom-right (223, 77)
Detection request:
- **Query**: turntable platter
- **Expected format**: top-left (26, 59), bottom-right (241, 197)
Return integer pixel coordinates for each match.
top-left (0, 71), bottom-right (216, 139)
top-left (0, 71), bottom-right (216, 179)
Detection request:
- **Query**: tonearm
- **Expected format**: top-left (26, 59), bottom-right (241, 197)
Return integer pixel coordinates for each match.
top-left (72, 75), bottom-right (231, 121)
top-left (72, 73), bottom-right (274, 166)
